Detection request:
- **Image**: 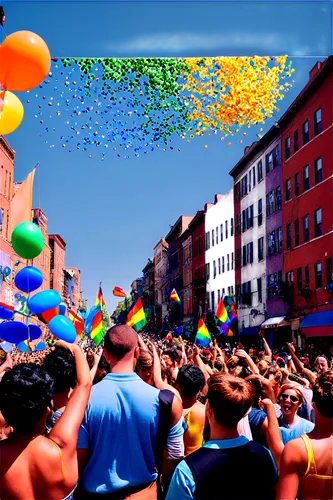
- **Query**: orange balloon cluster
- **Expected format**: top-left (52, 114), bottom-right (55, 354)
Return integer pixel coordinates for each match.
top-left (0, 31), bottom-right (51, 135)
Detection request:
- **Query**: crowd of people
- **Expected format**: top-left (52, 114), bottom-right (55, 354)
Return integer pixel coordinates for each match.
top-left (0, 325), bottom-right (332, 499)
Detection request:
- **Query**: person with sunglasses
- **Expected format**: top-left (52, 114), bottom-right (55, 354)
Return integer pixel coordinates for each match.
top-left (277, 384), bottom-right (314, 445)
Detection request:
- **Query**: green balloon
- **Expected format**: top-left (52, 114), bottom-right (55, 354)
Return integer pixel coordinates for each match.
top-left (11, 222), bottom-right (44, 260)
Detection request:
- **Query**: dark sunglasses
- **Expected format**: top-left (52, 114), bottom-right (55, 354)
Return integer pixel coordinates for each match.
top-left (280, 394), bottom-right (299, 403)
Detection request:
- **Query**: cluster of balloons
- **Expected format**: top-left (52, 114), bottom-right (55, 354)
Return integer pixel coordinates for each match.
top-left (0, 221), bottom-right (76, 349)
top-left (0, 30), bottom-right (51, 135)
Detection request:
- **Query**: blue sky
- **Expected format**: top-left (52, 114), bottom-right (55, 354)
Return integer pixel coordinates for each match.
top-left (3, 0), bottom-right (332, 313)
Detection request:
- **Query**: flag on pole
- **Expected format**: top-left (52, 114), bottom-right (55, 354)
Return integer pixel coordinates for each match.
top-left (170, 289), bottom-right (181, 303)
top-left (216, 299), bottom-right (228, 323)
top-left (113, 286), bottom-right (127, 298)
top-left (68, 309), bottom-right (84, 335)
top-left (8, 167), bottom-right (36, 237)
top-left (96, 283), bottom-right (106, 307)
top-left (126, 297), bottom-right (147, 332)
top-left (195, 319), bottom-right (211, 347)
top-left (85, 284), bottom-right (106, 345)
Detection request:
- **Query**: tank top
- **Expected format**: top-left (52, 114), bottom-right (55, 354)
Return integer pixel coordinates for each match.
top-left (299, 434), bottom-right (333, 500)
top-left (184, 404), bottom-right (204, 455)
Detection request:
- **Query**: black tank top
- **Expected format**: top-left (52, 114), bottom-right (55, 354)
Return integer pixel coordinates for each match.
top-left (185, 441), bottom-right (277, 500)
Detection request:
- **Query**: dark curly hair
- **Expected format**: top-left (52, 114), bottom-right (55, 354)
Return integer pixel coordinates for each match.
top-left (0, 363), bottom-right (54, 434)
top-left (177, 365), bottom-right (205, 398)
top-left (43, 346), bottom-right (77, 394)
top-left (313, 370), bottom-right (333, 419)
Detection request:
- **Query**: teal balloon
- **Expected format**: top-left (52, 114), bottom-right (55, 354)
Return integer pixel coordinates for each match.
top-left (16, 340), bottom-right (29, 353)
top-left (27, 290), bottom-right (61, 315)
top-left (11, 222), bottom-right (44, 260)
top-left (0, 321), bottom-right (28, 343)
top-left (48, 315), bottom-right (76, 343)
top-left (33, 341), bottom-right (46, 352)
top-left (15, 266), bottom-right (43, 293)
top-left (0, 306), bottom-right (14, 320)
top-left (59, 302), bottom-right (67, 316)
top-left (28, 324), bottom-right (42, 341)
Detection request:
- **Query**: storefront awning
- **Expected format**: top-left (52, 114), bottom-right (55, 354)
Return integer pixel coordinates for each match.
top-left (300, 309), bottom-right (333, 328)
top-left (261, 316), bottom-right (288, 328)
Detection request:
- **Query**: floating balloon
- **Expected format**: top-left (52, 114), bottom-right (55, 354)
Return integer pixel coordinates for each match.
top-left (0, 91), bottom-right (24, 135)
top-left (27, 324), bottom-right (42, 341)
top-left (11, 221), bottom-right (44, 260)
top-left (48, 315), bottom-right (76, 343)
top-left (0, 305), bottom-right (14, 320)
top-left (27, 290), bottom-right (61, 315)
top-left (15, 266), bottom-right (43, 293)
top-left (0, 321), bottom-right (28, 343)
top-left (33, 340), bottom-right (46, 351)
top-left (0, 31), bottom-right (51, 92)
top-left (0, 265), bottom-right (12, 277)
top-left (59, 303), bottom-right (67, 316)
top-left (16, 340), bottom-right (29, 353)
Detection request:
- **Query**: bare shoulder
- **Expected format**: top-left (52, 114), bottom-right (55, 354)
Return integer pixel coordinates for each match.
top-left (282, 437), bottom-right (308, 472)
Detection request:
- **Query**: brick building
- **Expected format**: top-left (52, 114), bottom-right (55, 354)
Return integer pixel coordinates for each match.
top-left (281, 57), bottom-right (333, 339)
top-left (180, 229), bottom-right (192, 320)
top-left (153, 237), bottom-right (169, 327)
top-left (63, 267), bottom-right (81, 309)
top-left (49, 234), bottom-right (66, 296)
top-left (165, 216), bottom-right (193, 294)
top-left (188, 211), bottom-right (206, 320)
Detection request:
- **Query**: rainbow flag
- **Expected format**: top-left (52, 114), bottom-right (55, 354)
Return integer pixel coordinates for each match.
top-left (96, 283), bottom-right (106, 308)
top-left (170, 289), bottom-right (181, 303)
top-left (113, 286), bottom-right (127, 298)
top-left (126, 298), bottom-right (147, 332)
top-left (217, 299), bottom-right (228, 323)
top-left (195, 319), bottom-right (211, 347)
top-left (68, 309), bottom-right (84, 335)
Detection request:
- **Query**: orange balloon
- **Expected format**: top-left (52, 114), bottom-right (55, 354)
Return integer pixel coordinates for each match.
top-left (0, 31), bottom-right (51, 92)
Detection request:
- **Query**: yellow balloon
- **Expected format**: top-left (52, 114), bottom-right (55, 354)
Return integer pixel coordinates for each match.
top-left (0, 91), bottom-right (24, 135)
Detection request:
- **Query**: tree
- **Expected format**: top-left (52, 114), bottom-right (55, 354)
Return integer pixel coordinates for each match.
top-left (102, 306), bottom-right (111, 331)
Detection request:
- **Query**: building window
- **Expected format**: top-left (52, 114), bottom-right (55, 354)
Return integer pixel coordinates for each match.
top-left (258, 199), bottom-right (263, 226)
top-left (314, 108), bottom-right (322, 136)
top-left (249, 169), bottom-right (252, 191)
top-left (296, 268), bottom-right (302, 293)
top-left (246, 242), bottom-right (253, 264)
top-left (212, 229), bottom-right (215, 247)
top-left (257, 160), bottom-right (263, 182)
top-left (231, 218), bottom-right (234, 236)
top-left (217, 289), bottom-right (221, 304)
top-left (252, 166), bottom-right (256, 186)
top-left (285, 136), bottom-right (291, 159)
top-left (287, 224), bottom-right (292, 249)
top-left (294, 173), bottom-right (300, 197)
top-left (302, 119), bottom-right (309, 145)
top-left (0, 207), bottom-right (3, 235)
top-left (266, 152), bottom-right (273, 174)
top-left (213, 260), bottom-right (217, 279)
top-left (205, 262), bottom-right (210, 280)
top-left (242, 210), bottom-right (246, 233)
top-left (236, 215), bottom-right (241, 235)
top-left (234, 183), bottom-right (240, 203)
top-left (205, 232), bottom-right (210, 250)
top-left (241, 281), bottom-right (252, 306)
top-left (257, 278), bottom-right (262, 303)
top-left (211, 291), bottom-right (215, 310)
top-left (258, 237), bottom-right (264, 261)
top-left (303, 215), bottom-right (310, 243)
top-left (231, 286), bottom-right (234, 295)
top-left (275, 186), bottom-right (282, 211)
top-left (277, 227), bottom-right (283, 253)
top-left (218, 258), bottom-right (221, 274)
top-left (294, 219), bottom-right (300, 246)
top-left (231, 252), bottom-right (234, 270)
top-left (314, 208), bottom-right (322, 238)
top-left (326, 258), bottom-right (332, 284)
top-left (286, 270), bottom-right (294, 283)
top-left (225, 220), bottom-right (228, 239)
top-left (315, 262), bottom-right (322, 289)
top-left (227, 254), bottom-right (230, 271)
top-left (222, 256), bottom-right (225, 273)
top-left (303, 165), bottom-right (310, 192)
top-left (315, 157), bottom-right (322, 184)
top-left (305, 266), bottom-right (310, 287)
top-left (236, 249), bottom-right (241, 269)
top-left (266, 191), bottom-right (275, 217)
top-left (242, 245), bottom-right (247, 266)
top-left (241, 175), bottom-right (248, 198)
top-left (216, 227), bottom-right (218, 245)
top-left (268, 230), bottom-right (276, 256)
top-left (220, 223), bottom-right (223, 242)
top-left (273, 144), bottom-right (280, 168)
top-left (294, 130), bottom-right (299, 153)
top-left (286, 178), bottom-right (292, 201)
top-left (222, 288), bottom-right (225, 297)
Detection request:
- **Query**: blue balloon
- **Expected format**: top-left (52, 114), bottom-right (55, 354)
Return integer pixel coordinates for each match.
top-left (16, 340), bottom-right (29, 353)
top-left (15, 266), bottom-right (43, 293)
top-left (0, 306), bottom-right (14, 320)
top-left (48, 315), bottom-right (76, 343)
top-left (28, 324), bottom-right (42, 341)
top-left (28, 290), bottom-right (61, 315)
top-left (0, 321), bottom-right (28, 344)
top-left (33, 341), bottom-right (46, 352)
top-left (59, 303), bottom-right (67, 316)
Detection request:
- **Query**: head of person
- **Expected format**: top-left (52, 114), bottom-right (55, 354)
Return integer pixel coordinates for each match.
top-left (315, 356), bottom-right (329, 375)
top-left (277, 383), bottom-right (304, 420)
top-left (312, 370), bottom-right (333, 419)
top-left (0, 363), bottom-right (54, 435)
top-left (162, 347), bottom-right (182, 369)
top-left (176, 365), bottom-right (205, 399)
top-left (104, 325), bottom-right (139, 367)
top-left (245, 374), bottom-right (265, 408)
top-left (206, 374), bottom-right (254, 429)
top-left (135, 348), bottom-right (154, 385)
top-left (227, 356), bottom-right (251, 379)
top-left (200, 349), bottom-right (212, 365)
top-left (43, 346), bottom-right (77, 394)
top-left (266, 366), bottom-right (282, 388)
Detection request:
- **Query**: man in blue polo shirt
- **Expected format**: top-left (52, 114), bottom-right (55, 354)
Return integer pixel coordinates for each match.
top-left (167, 374), bottom-right (277, 500)
top-left (76, 325), bottom-right (184, 499)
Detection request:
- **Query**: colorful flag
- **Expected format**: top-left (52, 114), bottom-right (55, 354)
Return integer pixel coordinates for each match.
top-left (217, 299), bottom-right (228, 323)
top-left (195, 319), bottom-right (211, 347)
top-left (96, 283), bottom-right (106, 308)
top-left (170, 289), bottom-right (181, 303)
top-left (68, 309), bottom-right (84, 335)
top-left (126, 297), bottom-right (147, 332)
top-left (113, 286), bottom-right (127, 298)
top-left (37, 307), bottom-right (59, 324)
top-left (8, 168), bottom-right (36, 237)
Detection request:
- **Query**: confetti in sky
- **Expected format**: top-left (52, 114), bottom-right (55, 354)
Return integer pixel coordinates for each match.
top-left (26, 56), bottom-right (294, 159)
